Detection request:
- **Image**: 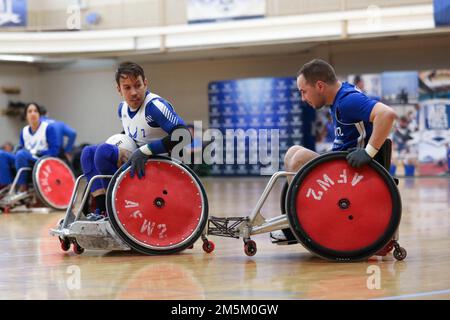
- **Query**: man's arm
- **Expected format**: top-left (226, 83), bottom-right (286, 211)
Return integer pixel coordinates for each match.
top-left (366, 102), bottom-right (397, 153)
top-left (344, 95), bottom-right (397, 168)
top-left (140, 99), bottom-right (189, 155)
top-left (40, 124), bottom-right (61, 157)
top-left (128, 99), bottom-right (190, 179)
top-left (61, 123), bottom-right (77, 153)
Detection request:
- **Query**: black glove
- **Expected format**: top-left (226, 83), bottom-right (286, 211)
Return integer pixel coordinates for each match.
top-left (127, 149), bottom-right (149, 179)
top-left (346, 148), bottom-right (372, 168)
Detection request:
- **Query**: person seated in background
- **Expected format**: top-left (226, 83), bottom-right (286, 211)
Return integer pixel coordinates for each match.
top-left (0, 143), bottom-right (16, 190)
top-left (0, 103), bottom-right (61, 193)
top-left (393, 116), bottom-right (413, 154)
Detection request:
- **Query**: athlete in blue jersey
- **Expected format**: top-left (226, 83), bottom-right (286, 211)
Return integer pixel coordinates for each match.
top-left (80, 62), bottom-right (190, 220)
top-left (272, 59), bottom-right (397, 244)
top-left (0, 103), bottom-right (60, 192)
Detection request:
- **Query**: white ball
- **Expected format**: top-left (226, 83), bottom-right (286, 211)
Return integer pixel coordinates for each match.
top-left (105, 134), bottom-right (137, 153)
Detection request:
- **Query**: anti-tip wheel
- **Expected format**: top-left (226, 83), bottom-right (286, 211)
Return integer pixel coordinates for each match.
top-left (72, 241), bottom-right (85, 255)
top-left (59, 237), bottom-right (70, 252)
top-left (244, 240), bottom-right (257, 257)
top-left (393, 247), bottom-right (407, 261)
top-left (202, 240), bottom-right (215, 253)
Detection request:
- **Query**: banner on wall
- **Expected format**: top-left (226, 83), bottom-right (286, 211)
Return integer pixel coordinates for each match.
top-left (433, 0), bottom-right (450, 27)
top-left (388, 69), bottom-right (450, 177)
top-left (348, 74), bottom-right (382, 100)
top-left (381, 71), bottom-right (419, 105)
top-left (208, 77), bottom-right (315, 176)
top-left (0, 0), bottom-right (27, 27)
top-left (188, 0), bottom-right (265, 24)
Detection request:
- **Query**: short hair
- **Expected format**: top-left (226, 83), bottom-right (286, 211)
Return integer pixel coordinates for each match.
top-left (115, 61), bottom-right (146, 85)
top-left (297, 59), bottom-right (337, 85)
top-left (23, 102), bottom-right (42, 119)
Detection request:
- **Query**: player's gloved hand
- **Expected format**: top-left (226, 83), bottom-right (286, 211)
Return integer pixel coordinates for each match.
top-left (346, 148), bottom-right (372, 168)
top-left (128, 145), bottom-right (152, 179)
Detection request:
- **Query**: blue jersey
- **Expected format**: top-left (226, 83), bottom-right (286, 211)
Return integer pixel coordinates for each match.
top-left (330, 82), bottom-right (378, 151)
top-left (41, 116), bottom-right (77, 153)
top-left (118, 91), bottom-right (186, 154)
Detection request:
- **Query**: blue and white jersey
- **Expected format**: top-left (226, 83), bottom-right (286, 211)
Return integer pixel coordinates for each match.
top-left (330, 82), bottom-right (379, 151)
top-left (20, 121), bottom-right (59, 157)
top-left (118, 91), bottom-right (185, 153)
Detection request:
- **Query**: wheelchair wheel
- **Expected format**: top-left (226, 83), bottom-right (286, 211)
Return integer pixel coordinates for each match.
top-left (106, 156), bottom-right (209, 255)
top-left (280, 181), bottom-right (289, 215)
top-left (33, 157), bottom-right (76, 210)
top-left (286, 152), bottom-right (401, 262)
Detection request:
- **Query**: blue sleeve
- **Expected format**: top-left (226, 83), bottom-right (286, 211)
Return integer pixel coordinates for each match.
top-left (19, 131), bottom-right (24, 149)
top-left (61, 123), bottom-right (77, 153)
top-left (118, 102), bottom-right (123, 119)
top-left (339, 92), bottom-right (378, 123)
top-left (41, 124), bottom-right (61, 157)
top-left (145, 99), bottom-right (186, 154)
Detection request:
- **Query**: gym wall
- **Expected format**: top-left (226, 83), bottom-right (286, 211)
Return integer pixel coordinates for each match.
top-left (1, 32), bottom-right (449, 145)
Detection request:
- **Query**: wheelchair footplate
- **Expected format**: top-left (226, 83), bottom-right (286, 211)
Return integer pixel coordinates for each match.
top-left (50, 219), bottom-right (131, 254)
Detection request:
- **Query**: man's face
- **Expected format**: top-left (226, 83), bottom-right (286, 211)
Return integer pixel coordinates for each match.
top-left (297, 75), bottom-right (326, 109)
top-left (117, 75), bottom-right (148, 109)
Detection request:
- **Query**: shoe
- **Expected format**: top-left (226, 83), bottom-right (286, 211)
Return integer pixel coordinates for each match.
top-left (270, 230), bottom-right (298, 245)
top-left (86, 209), bottom-right (106, 221)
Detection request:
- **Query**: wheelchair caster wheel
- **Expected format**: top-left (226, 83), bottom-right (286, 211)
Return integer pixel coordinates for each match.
top-left (202, 240), bottom-right (215, 253)
top-left (393, 247), bottom-right (407, 261)
top-left (59, 237), bottom-right (70, 252)
top-left (73, 242), bottom-right (84, 255)
top-left (244, 240), bottom-right (257, 257)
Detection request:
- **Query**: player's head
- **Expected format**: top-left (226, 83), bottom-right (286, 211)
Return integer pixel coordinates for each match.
top-left (115, 62), bottom-right (148, 109)
top-left (24, 102), bottom-right (42, 124)
top-left (297, 59), bottom-right (338, 109)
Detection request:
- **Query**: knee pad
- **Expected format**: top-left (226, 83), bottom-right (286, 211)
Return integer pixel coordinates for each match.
top-left (94, 143), bottom-right (119, 174)
top-left (81, 145), bottom-right (97, 174)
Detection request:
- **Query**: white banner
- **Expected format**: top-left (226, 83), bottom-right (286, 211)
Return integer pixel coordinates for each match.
top-left (187, 0), bottom-right (265, 24)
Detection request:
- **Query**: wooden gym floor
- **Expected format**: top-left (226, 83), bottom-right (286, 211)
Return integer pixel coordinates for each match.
top-left (0, 177), bottom-right (449, 300)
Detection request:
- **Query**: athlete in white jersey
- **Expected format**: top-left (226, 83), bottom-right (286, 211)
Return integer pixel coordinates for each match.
top-left (80, 62), bottom-right (190, 220)
top-left (10, 103), bottom-right (60, 190)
